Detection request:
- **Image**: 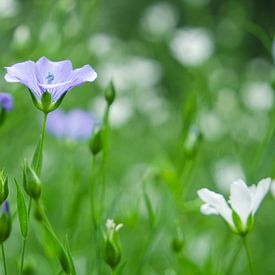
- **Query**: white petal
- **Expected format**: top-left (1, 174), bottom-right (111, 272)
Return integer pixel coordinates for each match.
top-left (200, 204), bottom-right (219, 215)
top-left (252, 178), bottom-right (271, 214)
top-left (270, 180), bottom-right (275, 198)
top-left (230, 179), bottom-right (253, 227)
top-left (197, 188), bottom-right (234, 227)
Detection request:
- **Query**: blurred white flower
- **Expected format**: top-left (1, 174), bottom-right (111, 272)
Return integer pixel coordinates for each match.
top-left (64, 14), bottom-right (81, 37)
top-left (199, 111), bottom-right (225, 141)
top-left (98, 57), bottom-right (162, 91)
top-left (170, 28), bottom-right (214, 66)
top-left (213, 160), bottom-right (245, 193)
top-left (197, 178), bottom-right (271, 235)
top-left (140, 2), bottom-right (178, 38)
top-left (13, 25), bottom-right (31, 46)
top-left (215, 89), bottom-right (238, 117)
top-left (242, 82), bottom-right (274, 112)
top-left (0, 0), bottom-right (17, 17)
top-left (88, 33), bottom-right (118, 58)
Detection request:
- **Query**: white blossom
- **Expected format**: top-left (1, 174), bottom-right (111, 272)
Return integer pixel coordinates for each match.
top-left (197, 178), bottom-right (271, 234)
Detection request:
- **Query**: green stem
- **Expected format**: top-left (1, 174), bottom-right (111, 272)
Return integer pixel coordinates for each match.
top-left (20, 113), bottom-right (47, 274)
top-left (1, 243), bottom-right (7, 275)
top-left (242, 236), bottom-right (254, 275)
top-left (35, 112), bottom-right (48, 175)
top-left (89, 156), bottom-right (101, 274)
top-left (19, 198), bottom-right (32, 275)
top-left (111, 267), bottom-right (117, 275)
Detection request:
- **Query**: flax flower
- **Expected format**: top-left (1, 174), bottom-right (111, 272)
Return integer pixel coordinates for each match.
top-left (197, 178), bottom-right (271, 235)
top-left (4, 57), bottom-right (97, 112)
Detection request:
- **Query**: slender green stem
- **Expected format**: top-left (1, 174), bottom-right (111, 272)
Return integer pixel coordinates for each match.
top-left (19, 198), bottom-right (32, 275)
top-left (111, 267), bottom-right (117, 275)
top-left (242, 236), bottom-right (254, 275)
top-left (35, 112), bottom-right (48, 175)
top-left (1, 243), bottom-right (7, 275)
top-left (89, 156), bottom-right (101, 274)
top-left (20, 113), bottom-right (47, 274)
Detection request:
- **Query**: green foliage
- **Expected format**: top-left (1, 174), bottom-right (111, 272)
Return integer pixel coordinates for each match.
top-left (14, 179), bottom-right (28, 239)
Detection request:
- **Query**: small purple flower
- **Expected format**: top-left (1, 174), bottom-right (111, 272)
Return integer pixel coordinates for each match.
top-left (0, 93), bottom-right (13, 111)
top-left (3, 200), bottom-right (9, 214)
top-left (4, 57), bottom-right (97, 112)
top-left (47, 109), bottom-right (97, 140)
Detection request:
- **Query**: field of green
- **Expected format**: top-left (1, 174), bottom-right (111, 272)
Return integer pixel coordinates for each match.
top-left (0, 0), bottom-right (274, 274)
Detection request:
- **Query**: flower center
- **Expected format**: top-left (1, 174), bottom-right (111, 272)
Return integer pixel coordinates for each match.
top-left (46, 72), bottom-right (54, 84)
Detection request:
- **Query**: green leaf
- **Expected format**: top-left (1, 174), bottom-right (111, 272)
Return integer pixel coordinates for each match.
top-left (64, 235), bottom-right (76, 275)
top-left (143, 189), bottom-right (156, 227)
top-left (14, 178), bottom-right (28, 238)
top-left (116, 261), bottom-right (127, 275)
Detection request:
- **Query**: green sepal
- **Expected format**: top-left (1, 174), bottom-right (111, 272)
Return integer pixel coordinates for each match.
top-left (103, 236), bottom-right (121, 269)
top-left (103, 224), bottom-right (122, 270)
top-left (246, 213), bottom-right (254, 233)
top-left (105, 81), bottom-right (116, 106)
top-left (28, 89), bottom-right (67, 113)
top-left (28, 89), bottom-right (43, 111)
top-left (48, 92), bottom-right (67, 112)
top-left (14, 178), bottom-right (28, 238)
top-left (0, 170), bottom-right (9, 205)
top-left (41, 91), bottom-right (52, 112)
top-left (232, 210), bottom-right (244, 235)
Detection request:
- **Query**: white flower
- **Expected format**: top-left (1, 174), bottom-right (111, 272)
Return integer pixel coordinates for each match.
top-left (170, 28), bottom-right (214, 67)
top-left (197, 178), bottom-right (271, 234)
top-left (106, 219), bottom-right (123, 234)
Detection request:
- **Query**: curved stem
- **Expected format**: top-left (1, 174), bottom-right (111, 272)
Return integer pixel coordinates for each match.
top-left (242, 236), bottom-right (254, 275)
top-left (1, 243), bottom-right (7, 275)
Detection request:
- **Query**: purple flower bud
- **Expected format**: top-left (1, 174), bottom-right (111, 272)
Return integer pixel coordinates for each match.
top-left (47, 109), bottom-right (98, 141)
top-left (0, 93), bottom-right (13, 111)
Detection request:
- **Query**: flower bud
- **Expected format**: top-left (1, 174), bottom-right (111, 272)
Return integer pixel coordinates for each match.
top-left (103, 219), bottom-right (123, 270)
top-left (171, 227), bottom-right (184, 254)
top-left (105, 82), bottom-right (116, 106)
top-left (0, 170), bottom-right (9, 205)
top-left (89, 127), bottom-right (104, 156)
top-left (0, 201), bottom-right (12, 243)
top-left (23, 161), bottom-right (42, 200)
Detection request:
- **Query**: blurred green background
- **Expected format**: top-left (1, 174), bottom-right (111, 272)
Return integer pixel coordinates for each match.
top-left (0, 0), bottom-right (274, 274)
